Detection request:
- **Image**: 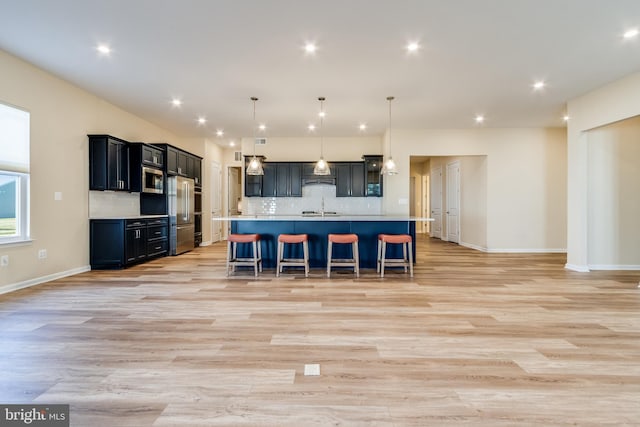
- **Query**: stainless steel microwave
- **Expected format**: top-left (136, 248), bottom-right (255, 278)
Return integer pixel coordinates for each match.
top-left (142, 166), bottom-right (164, 194)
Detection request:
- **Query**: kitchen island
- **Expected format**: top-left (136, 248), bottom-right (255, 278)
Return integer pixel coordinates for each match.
top-left (229, 215), bottom-right (432, 269)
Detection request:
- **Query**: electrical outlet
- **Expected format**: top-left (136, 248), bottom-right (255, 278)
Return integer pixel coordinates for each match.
top-left (0, 255), bottom-right (8, 267)
top-left (38, 249), bottom-right (47, 259)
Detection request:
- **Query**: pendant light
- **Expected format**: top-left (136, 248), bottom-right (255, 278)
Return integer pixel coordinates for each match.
top-left (381, 96), bottom-right (399, 175)
top-left (246, 96), bottom-right (264, 176)
top-left (313, 97), bottom-right (331, 175)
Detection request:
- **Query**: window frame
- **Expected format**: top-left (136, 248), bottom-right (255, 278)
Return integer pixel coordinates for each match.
top-left (0, 101), bottom-right (30, 246)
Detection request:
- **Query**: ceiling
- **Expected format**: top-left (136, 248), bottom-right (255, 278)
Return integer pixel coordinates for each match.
top-left (1, 0), bottom-right (640, 145)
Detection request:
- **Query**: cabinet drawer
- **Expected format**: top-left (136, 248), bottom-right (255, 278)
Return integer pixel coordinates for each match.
top-left (147, 218), bottom-right (168, 227)
top-left (126, 219), bottom-right (147, 228)
top-left (147, 240), bottom-right (168, 257)
top-left (148, 225), bottom-right (168, 241)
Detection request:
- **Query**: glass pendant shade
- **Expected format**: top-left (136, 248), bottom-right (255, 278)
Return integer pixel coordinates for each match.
top-left (313, 157), bottom-right (331, 175)
top-left (380, 156), bottom-right (398, 175)
top-left (246, 155), bottom-right (264, 175)
top-left (247, 97), bottom-right (264, 176)
top-left (313, 97), bottom-right (331, 175)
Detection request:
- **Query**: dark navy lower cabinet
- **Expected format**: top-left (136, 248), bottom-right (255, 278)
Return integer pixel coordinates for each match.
top-left (90, 217), bottom-right (169, 269)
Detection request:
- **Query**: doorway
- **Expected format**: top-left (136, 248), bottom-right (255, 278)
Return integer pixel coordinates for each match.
top-left (210, 161), bottom-right (222, 243)
top-left (446, 161), bottom-right (460, 243)
top-left (430, 164), bottom-right (443, 239)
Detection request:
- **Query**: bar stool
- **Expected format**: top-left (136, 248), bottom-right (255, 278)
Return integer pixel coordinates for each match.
top-left (377, 234), bottom-right (413, 278)
top-left (277, 234), bottom-right (309, 277)
top-left (227, 234), bottom-right (262, 277)
top-left (327, 233), bottom-right (360, 278)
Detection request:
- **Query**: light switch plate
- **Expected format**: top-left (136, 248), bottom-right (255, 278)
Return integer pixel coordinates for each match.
top-left (54, 192), bottom-right (62, 201)
top-left (304, 364), bottom-right (320, 376)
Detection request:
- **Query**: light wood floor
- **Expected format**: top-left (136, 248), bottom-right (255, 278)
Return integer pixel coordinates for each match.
top-left (1, 236), bottom-right (640, 426)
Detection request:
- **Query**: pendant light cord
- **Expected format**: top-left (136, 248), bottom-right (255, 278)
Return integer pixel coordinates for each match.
top-left (319, 97), bottom-right (325, 158)
top-left (387, 96), bottom-right (394, 158)
top-left (251, 96), bottom-right (258, 156)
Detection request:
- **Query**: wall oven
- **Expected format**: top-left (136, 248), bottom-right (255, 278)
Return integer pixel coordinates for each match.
top-left (142, 166), bottom-right (164, 194)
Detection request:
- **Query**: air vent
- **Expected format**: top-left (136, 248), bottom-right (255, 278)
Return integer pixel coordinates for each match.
top-left (255, 138), bottom-right (267, 145)
top-left (234, 151), bottom-right (242, 161)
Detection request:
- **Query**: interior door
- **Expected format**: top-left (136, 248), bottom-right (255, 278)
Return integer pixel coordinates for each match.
top-left (446, 161), bottom-right (460, 243)
top-left (430, 165), bottom-right (442, 239)
top-left (211, 161), bottom-right (222, 243)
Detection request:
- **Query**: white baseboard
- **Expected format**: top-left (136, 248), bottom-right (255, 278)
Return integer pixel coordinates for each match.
top-left (459, 241), bottom-right (487, 252)
top-left (485, 248), bottom-right (567, 253)
top-left (0, 265), bottom-right (91, 296)
top-left (565, 264), bottom-right (590, 272)
top-left (460, 241), bottom-right (567, 254)
top-left (588, 264), bottom-right (640, 271)
top-left (199, 240), bottom-right (212, 247)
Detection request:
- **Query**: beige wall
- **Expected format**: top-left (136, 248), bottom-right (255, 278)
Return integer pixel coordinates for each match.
top-left (586, 116), bottom-right (640, 268)
top-left (567, 71), bottom-right (640, 271)
top-left (241, 136), bottom-right (381, 162)
top-left (386, 128), bottom-right (567, 251)
top-left (0, 49), bottom-right (196, 290)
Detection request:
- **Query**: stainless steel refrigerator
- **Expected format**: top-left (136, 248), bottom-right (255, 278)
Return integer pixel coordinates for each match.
top-left (168, 175), bottom-right (195, 255)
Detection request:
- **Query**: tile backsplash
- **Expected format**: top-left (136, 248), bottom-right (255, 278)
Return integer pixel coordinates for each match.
top-left (244, 184), bottom-right (382, 215)
top-left (89, 191), bottom-right (140, 217)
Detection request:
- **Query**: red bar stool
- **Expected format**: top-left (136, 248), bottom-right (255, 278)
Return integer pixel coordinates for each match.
top-left (277, 234), bottom-right (309, 277)
top-left (377, 234), bottom-right (413, 278)
top-left (327, 233), bottom-right (360, 278)
top-left (227, 234), bottom-right (262, 277)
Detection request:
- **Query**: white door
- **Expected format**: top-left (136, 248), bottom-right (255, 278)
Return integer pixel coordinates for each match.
top-left (423, 175), bottom-right (430, 233)
top-left (211, 161), bottom-right (222, 243)
top-left (430, 165), bottom-right (442, 239)
top-left (228, 167), bottom-right (240, 215)
top-left (446, 161), bottom-right (460, 243)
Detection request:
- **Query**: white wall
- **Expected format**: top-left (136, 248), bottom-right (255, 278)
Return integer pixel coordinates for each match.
top-left (0, 49), bottom-right (194, 290)
top-left (586, 116), bottom-right (640, 269)
top-left (386, 128), bottom-right (567, 251)
top-left (567, 71), bottom-right (640, 271)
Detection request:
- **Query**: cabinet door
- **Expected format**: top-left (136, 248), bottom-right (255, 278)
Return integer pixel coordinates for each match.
top-left (364, 156), bottom-right (383, 196)
top-left (142, 146), bottom-right (163, 168)
top-left (335, 163), bottom-right (351, 197)
top-left (275, 163), bottom-right (289, 196)
top-left (186, 155), bottom-right (195, 178)
top-left (262, 163), bottom-right (277, 197)
top-left (289, 163), bottom-right (302, 196)
top-left (193, 158), bottom-right (202, 187)
top-left (107, 139), bottom-right (129, 191)
top-left (166, 147), bottom-right (179, 175)
top-left (178, 152), bottom-right (189, 176)
top-left (89, 137), bottom-right (107, 190)
top-left (350, 163), bottom-right (365, 197)
top-left (125, 227), bottom-right (147, 263)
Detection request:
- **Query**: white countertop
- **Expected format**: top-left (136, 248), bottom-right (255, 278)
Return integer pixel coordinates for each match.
top-left (220, 215), bottom-right (434, 222)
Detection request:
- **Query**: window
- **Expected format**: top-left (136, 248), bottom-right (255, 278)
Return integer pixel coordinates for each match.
top-left (0, 101), bottom-right (30, 244)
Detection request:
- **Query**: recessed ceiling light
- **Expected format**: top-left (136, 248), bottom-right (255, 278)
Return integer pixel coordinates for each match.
top-left (563, 115), bottom-right (570, 122)
top-left (304, 42), bottom-right (317, 54)
top-left (623, 28), bottom-right (639, 39)
top-left (318, 111), bottom-right (326, 118)
top-left (308, 124), bottom-right (316, 131)
top-left (171, 98), bottom-right (182, 107)
top-left (533, 81), bottom-right (546, 90)
top-left (96, 44), bottom-right (111, 55)
top-left (216, 129), bottom-right (224, 136)
top-left (229, 141), bottom-right (235, 147)
top-left (406, 41), bottom-right (420, 53)
top-left (197, 117), bottom-right (206, 125)
top-left (359, 123), bottom-right (367, 131)
top-left (258, 124), bottom-right (266, 131)
top-left (475, 115), bottom-right (484, 124)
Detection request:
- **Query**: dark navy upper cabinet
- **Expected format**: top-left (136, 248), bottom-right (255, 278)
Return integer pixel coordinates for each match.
top-left (363, 155), bottom-right (383, 197)
top-left (89, 135), bottom-right (130, 191)
top-left (336, 162), bottom-right (364, 197)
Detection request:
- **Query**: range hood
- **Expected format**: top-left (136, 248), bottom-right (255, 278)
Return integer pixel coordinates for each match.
top-left (302, 177), bottom-right (336, 186)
